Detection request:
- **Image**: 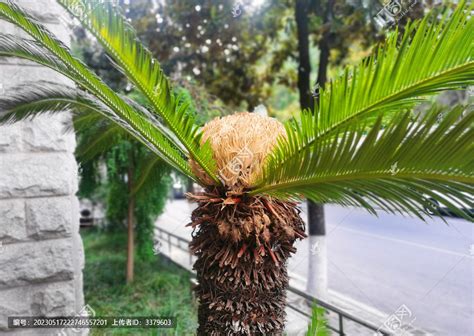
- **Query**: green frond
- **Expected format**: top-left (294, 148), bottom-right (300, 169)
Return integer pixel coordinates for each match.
top-left (76, 114), bottom-right (169, 196)
top-left (315, 2), bottom-right (473, 136)
top-left (0, 1), bottom-right (195, 179)
top-left (72, 110), bottom-right (106, 130)
top-left (121, 94), bottom-right (186, 154)
top-left (134, 155), bottom-right (170, 201)
top-left (132, 153), bottom-right (166, 195)
top-left (0, 34), bottom-right (73, 78)
top-left (269, 2), bottom-right (473, 175)
top-left (57, 0), bottom-right (220, 185)
top-left (0, 81), bottom-right (191, 178)
top-left (306, 305), bottom-right (329, 336)
top-left (0, 81), bottom-right (113, 123)
top-left (252, 106), bottom-right (474, 220)
top-left (75, 122), bottom-right (123, 162)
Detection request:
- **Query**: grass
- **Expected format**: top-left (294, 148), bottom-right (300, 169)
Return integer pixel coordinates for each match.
top-left (81, 228), bottom-right (198, 335)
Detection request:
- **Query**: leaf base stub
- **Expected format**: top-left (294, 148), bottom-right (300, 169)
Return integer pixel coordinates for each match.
top-left (188, 193), bottom-right (306, 335)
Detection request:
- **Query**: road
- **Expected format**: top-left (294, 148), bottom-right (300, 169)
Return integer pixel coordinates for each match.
top-left (156, 199), bottom-right (473, 336)
top-left (292, 203), bottom-right (473, 336)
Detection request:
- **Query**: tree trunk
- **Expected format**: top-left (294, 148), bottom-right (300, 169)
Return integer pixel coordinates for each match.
top-left (295, 0), bottom-right (314, 111)
top-left (189, 192), bottom-right (306, 335)
top-left (308, 0), bottom-right (333, 246)
top-left (296, 0), bottom-right (333, 299)
top-left (306, 204), bottom-right (328, 300)
top-left (315, 0), bottom-right (334, 90)
top-left (126, 165), bottom-right (135, 284)
top-left (306, 0), bottom-right (334, 299)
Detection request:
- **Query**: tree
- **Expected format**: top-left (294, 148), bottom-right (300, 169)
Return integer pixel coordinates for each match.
top-left (76, 116), bottom-right (171, 283)
top-left (126, 0), bottom-right (288, 110)
top-left (0, 1), bottom-right (472, 334)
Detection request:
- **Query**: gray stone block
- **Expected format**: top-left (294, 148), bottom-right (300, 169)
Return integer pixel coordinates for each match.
top-left (26, 197), bottom-right (73, 240)
top-left (0, 117), bottom-right (74, 154)
top-left (0, 287), bottom-right (30, 330)
top-left (0, 123), bottom-right (23, 153)
top-left (22, 114), bottom-right (76, 153)
top-left (0, 280), bottom-right (76, 330)
top-left (0, 199), bottom-right (26, 242)
top-left (0, 239), bottom-right (75, 288)
top-left (31, 281), bottom-right (77, 316)
top-left (0, 64), bottom-right (73, 91)
top-left (0, 153), bottom-right (76, 199)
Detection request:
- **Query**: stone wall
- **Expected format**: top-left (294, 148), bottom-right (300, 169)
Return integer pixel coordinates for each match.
top-left (0, 1), bottom-right (85, 335)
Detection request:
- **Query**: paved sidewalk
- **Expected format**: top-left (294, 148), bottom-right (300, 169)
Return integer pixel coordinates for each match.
top-left (155, 200), bottom-right (430, 336)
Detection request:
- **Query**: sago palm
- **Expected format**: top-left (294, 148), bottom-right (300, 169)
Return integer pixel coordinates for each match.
top-left (0, 1), bottom-right (473, 335)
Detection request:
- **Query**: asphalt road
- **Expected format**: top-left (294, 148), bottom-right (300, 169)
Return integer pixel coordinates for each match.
top-left (156, 200), bottom-right (473, 335)
top-left (290, 204), bottom-right (473, 336)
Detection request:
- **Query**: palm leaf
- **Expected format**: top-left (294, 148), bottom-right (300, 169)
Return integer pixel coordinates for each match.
top-left (0, 34), bottom-right (73, 78)
top-left (0, 81), bottom-right (192, 177)
top-left (75, 119), bottom-right (123, 161)
top-left (268, 2), bottom-right (473, 176)
top-left (0, 81), bottom-right (115, 122)
top-left (252, 106), bottom-right (474, 220)
top-left (132, 153), bottom-right (166, 195)
top-left (75, 113), bottom-right (169, 196)
top-left (57, 0), bottom-right (220, 185)
top-left (121, 94), bottom-right (186, 154)
top-left (316, 1), bottom-right (473, 136)
top-left (306, 305), bottom-right (329, 336)
top-left (0, 1), bottom-right (194, 178)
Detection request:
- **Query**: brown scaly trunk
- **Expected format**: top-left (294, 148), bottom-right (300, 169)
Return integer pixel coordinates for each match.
top-left (126, 166), bottom-right (135, 284)
top-left (188, 190), bottom-right (306, 335)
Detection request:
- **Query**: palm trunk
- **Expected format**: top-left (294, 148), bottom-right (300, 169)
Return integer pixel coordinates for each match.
top-left (189, 192), bottom-right (306, 335)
